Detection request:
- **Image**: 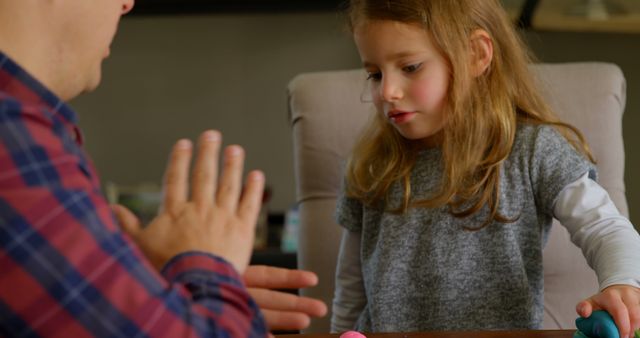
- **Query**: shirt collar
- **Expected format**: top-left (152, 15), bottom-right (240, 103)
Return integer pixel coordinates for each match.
top-left (0, 51), bottom-right (84, 145)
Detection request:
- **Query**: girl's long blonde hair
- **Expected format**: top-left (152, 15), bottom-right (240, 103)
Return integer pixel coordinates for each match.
top-left (346, 0), bottom-right (594, 228)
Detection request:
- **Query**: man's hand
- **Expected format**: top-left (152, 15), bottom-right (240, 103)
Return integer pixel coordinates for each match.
top-left (243, 265), bottom-right (328, 331)
top-left (112, 205), bottom-right (328, 331)
top-left (113, 130), bottom-right (264, 273)
top-left (577, 285), bottom-right (640, 338)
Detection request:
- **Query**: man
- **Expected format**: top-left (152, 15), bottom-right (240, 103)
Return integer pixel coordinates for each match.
top-left (0, 0), bottom-right (326, 336)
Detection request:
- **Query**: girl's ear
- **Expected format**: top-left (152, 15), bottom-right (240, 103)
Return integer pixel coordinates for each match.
top-left (469, 29), bottom-right (493, 77)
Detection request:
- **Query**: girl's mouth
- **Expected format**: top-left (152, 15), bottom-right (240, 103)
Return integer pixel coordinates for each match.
top-left (387, 110), bottom-right (415, 124)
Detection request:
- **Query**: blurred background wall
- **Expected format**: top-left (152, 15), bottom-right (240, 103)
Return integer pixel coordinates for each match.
top-left (71, 11), bottom-right (639, 225)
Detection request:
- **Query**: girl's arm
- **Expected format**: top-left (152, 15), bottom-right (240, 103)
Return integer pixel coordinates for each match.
top-left (553, 172), bottom-right (640, 338)
top-left (331, 229), bottom-right (367, 333)
top-left (553, 172), bottom-right (640, 289)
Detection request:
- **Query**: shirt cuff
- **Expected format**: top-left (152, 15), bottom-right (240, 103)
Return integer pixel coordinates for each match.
top-left (160, 251), bottom-right (243, 286)
top-left (600, 278), bottom-right (640, 291)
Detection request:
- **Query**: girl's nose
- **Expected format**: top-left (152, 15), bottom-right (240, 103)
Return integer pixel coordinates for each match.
top-left (380, 75), bottom-right (403, 102)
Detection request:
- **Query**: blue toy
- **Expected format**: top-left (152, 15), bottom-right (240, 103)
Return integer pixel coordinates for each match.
top-left (574, 310), bottom-right (619, 338)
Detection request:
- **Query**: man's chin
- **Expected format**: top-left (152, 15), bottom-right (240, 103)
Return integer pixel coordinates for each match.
top-left (59, 70), bottom-right (102, 101)
top-left (84, 73), bottom-right (102, 93)
top-left (85, 82), bottom-right (100, 93)
top-left (67, 77), bottom-right (101, 101)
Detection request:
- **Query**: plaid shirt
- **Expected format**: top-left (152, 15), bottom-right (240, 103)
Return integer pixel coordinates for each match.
top-left (0, 52), bottom-right (266, 337)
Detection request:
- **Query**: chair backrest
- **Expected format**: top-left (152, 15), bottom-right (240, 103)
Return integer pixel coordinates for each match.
top-left (287, 62), bottom-right (628, 333)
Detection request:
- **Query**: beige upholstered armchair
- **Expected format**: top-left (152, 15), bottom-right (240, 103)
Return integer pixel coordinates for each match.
top-left (287, 63), bottom-right (628, 333)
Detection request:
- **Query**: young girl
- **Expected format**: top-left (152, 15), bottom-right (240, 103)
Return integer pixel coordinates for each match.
top-left (331, 0), bottom-right (640, 336)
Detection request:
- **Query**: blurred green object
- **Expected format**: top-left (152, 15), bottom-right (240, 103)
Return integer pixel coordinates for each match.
top-left (281, 204), bottom-right (299, 253)
top-left (105, 182), bottom-right (162, 225)
top-left (634, 329), bottom-right (639, 338)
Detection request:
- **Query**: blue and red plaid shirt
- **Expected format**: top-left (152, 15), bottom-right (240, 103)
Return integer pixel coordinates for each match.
top-left (0, 52), bottom-right (267, 337)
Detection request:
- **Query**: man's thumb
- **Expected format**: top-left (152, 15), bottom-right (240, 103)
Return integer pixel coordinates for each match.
top-left (112, 204), bottom-right (141, 237)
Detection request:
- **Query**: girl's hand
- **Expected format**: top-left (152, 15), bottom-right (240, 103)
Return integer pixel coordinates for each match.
top-left (577, 285), bottom-right (640, 338)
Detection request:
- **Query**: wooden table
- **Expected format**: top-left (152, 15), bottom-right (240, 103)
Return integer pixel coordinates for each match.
top-left (276, 330), bottom-right (575, 338)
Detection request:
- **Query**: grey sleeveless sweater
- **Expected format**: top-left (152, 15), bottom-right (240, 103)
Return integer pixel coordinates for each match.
top-left (335, 124), bottom-right (596, 332)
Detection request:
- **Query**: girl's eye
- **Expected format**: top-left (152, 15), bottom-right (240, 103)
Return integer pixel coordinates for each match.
top-left (403, 63), bottom-right (422, 73)
top-left (366, 72), bottom-right (382, 82)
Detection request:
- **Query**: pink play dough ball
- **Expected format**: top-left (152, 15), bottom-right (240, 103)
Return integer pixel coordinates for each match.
top-left (340, 331), bottom-right (367, 338)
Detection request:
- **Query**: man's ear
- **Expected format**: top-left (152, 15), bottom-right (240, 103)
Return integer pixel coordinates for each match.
top-left (469, 29), bottom-right (493, 77)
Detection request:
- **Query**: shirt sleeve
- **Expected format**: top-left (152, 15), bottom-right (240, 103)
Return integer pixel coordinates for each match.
top-left (331, 229), bottom-right (366, 333)
top-left (528, 125), bottom-right (597, 217)
top-left (335, 177), bottom-right (364, 232)
top-left (554, 172), bottom-right (640, 290)
top-left (0, 104), bottom-right (266, 337)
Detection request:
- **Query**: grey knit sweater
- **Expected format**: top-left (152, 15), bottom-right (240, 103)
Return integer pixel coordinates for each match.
top-left (335, 124), bottom-right (595, 332)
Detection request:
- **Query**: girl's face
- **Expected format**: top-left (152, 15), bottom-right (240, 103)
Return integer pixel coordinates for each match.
top-left (354, 20), bottom-right (450, 146)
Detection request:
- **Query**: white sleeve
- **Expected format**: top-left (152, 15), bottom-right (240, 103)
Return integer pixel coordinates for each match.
top-left (330, 229), bottom-right (366, 333)
top-left (553, 172), bottom-right (640, 290)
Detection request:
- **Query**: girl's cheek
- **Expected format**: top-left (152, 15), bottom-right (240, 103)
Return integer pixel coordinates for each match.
top-left (411, 79), bottom-right (447, 112)
top-left (411, 81), bottom-right (434, 106)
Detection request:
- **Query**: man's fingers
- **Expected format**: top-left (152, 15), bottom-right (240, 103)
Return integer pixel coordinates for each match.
top-left (244, 265), bottom-right (318, 289)
top-left (248, 287), bottom-right (327, 318)
top-left (112, 204), bottom-right (141, 236)
top-left (216, 145), bottom-right (245, 211)
top-left (260, 308), bottom-right (311, 331)
top-left (161, 139), bottom-right (192, 214)
top-left (236, 170), bottom-right (264, 225)
top-left (191, 130), bottom-right (221, 210)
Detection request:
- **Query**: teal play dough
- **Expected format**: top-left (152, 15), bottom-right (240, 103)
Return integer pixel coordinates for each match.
top-left (574, 331), bottom-right (591, 338)
top-left (575, 310), bottom-right (619, 338)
